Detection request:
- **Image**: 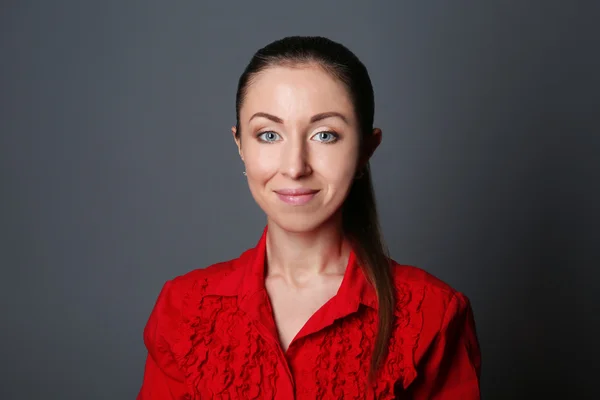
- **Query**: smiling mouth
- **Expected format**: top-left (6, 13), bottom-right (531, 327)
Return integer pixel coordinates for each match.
top-left (273, 189), bottom-right (320, 205)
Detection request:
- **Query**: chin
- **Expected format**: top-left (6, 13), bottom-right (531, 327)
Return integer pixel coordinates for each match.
top-left (268, 212), bottom-right (332, 234)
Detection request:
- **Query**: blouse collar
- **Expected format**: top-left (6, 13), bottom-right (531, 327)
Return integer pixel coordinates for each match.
top-left (232, 225), bottom-right (378, 312)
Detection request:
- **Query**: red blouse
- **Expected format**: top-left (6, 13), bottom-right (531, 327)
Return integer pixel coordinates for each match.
top-left (138, 229), bottom-right (481, 399)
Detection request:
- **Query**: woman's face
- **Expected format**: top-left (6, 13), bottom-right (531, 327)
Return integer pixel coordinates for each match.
top-left (234, 64), bottom-right (376, 233)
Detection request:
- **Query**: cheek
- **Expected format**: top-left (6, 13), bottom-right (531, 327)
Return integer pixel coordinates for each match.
top-left (313, 145), bottom-right (359, 184)
top-left (244, 144), bottom-right (279, 181)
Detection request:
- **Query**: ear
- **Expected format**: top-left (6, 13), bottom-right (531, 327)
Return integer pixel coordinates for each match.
top-left (359, 127), bottom-right (382, 167)
top-left (232, 126), bottom-right (243, 160)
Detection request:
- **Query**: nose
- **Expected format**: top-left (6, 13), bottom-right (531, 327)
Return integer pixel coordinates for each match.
top-left (280, 138), bottom-right (311, 179)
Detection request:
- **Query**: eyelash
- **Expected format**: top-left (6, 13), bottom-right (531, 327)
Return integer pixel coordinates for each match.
top-left (256, 131), bottom-right (340, 144)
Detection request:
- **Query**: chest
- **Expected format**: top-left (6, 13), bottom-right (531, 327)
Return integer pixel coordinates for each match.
top-left (180, 301), bottom-right (405, 399)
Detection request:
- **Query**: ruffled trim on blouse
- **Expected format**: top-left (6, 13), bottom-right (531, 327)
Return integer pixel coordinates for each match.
top-left (385, 282), bottom-right (426, 394)
top-left (308, 282), bottom-right (426, 399)
top-left (152, 271), bottom-right (427, 398)
top-left (171, 279), bottom-right (280, 399)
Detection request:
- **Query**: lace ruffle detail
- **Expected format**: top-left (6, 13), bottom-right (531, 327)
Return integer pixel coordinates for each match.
top-left (374, 282), bottom-right (426, 397)
top-left (171, 279), bottom-right (280, 399)
top-left (155, 274), bottom-right (426, 399)
top-left (305, 283), bottom-right (425, 399)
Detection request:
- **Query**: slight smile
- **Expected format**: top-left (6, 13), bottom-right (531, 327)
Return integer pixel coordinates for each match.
top-left (274, 188), bottom-right (320, 206)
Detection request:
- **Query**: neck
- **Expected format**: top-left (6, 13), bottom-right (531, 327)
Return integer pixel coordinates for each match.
top-left (265, 213), bottom-right (350, 284)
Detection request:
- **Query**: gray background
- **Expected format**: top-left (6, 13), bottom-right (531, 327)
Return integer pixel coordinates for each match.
top-left (1, 1), bottom-right (598, 399)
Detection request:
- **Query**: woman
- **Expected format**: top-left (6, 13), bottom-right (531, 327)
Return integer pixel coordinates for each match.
top-left (138, 36), bottom-right (481, 399)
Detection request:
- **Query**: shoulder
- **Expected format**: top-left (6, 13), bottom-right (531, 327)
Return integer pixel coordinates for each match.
top-left (389, 260), bottom-right (474, 334)
top-left (388, 260), bottom-right (477, 363)
top-left (390, 260), bottom-right (469, 307)
top-left (142, 249), bottom-right (254, 366)
top-left (158, 245), bottom-right (256, 301)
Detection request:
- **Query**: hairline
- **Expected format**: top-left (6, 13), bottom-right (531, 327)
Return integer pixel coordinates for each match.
top-left (238, 59), bottom-right (355, 127)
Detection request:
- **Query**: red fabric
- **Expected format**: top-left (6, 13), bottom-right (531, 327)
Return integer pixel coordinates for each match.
top-left (138, 228), bottom-right (481, 399)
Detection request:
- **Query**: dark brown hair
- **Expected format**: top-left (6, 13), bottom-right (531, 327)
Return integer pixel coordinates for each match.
top-left (234, 36), bottom-right (394, 380)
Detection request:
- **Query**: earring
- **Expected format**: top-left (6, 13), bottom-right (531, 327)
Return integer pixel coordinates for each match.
top-left (243, 171), bottom-right (247, 176)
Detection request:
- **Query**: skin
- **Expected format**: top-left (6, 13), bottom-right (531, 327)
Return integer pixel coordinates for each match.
top-left (232, 63), bottom-right (382, 350)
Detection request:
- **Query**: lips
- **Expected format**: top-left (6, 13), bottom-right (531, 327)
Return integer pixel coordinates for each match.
top-left (274, 188), bottom-right (319, 196)
top-left (274, 188), bottom-right (320, 205)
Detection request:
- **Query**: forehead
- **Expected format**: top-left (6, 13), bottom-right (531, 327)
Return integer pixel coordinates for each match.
top-left (240, 64), bottom-right (355, 121)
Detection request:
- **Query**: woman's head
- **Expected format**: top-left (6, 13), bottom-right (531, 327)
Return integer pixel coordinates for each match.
top-left (233, 36), bottom-right (382, 232)
top-left (233, 36), bottom-right (394, 381)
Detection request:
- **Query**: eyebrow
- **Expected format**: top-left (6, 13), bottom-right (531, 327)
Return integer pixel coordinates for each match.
top-left (249, 111), bottom-right (348, 124)
top-left (310, 112), bottom-right (348, 124)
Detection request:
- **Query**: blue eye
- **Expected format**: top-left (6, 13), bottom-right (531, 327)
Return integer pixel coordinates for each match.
top-left (312, 131), bottom-right (339, 143)
top-left (257, 131), bottom-right (281, 142)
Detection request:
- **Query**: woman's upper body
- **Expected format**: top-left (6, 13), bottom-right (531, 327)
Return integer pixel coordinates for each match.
top-left (138, 36), bottom-right (482, 399)
top-left (137, 227), bottom-right (481, 399)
